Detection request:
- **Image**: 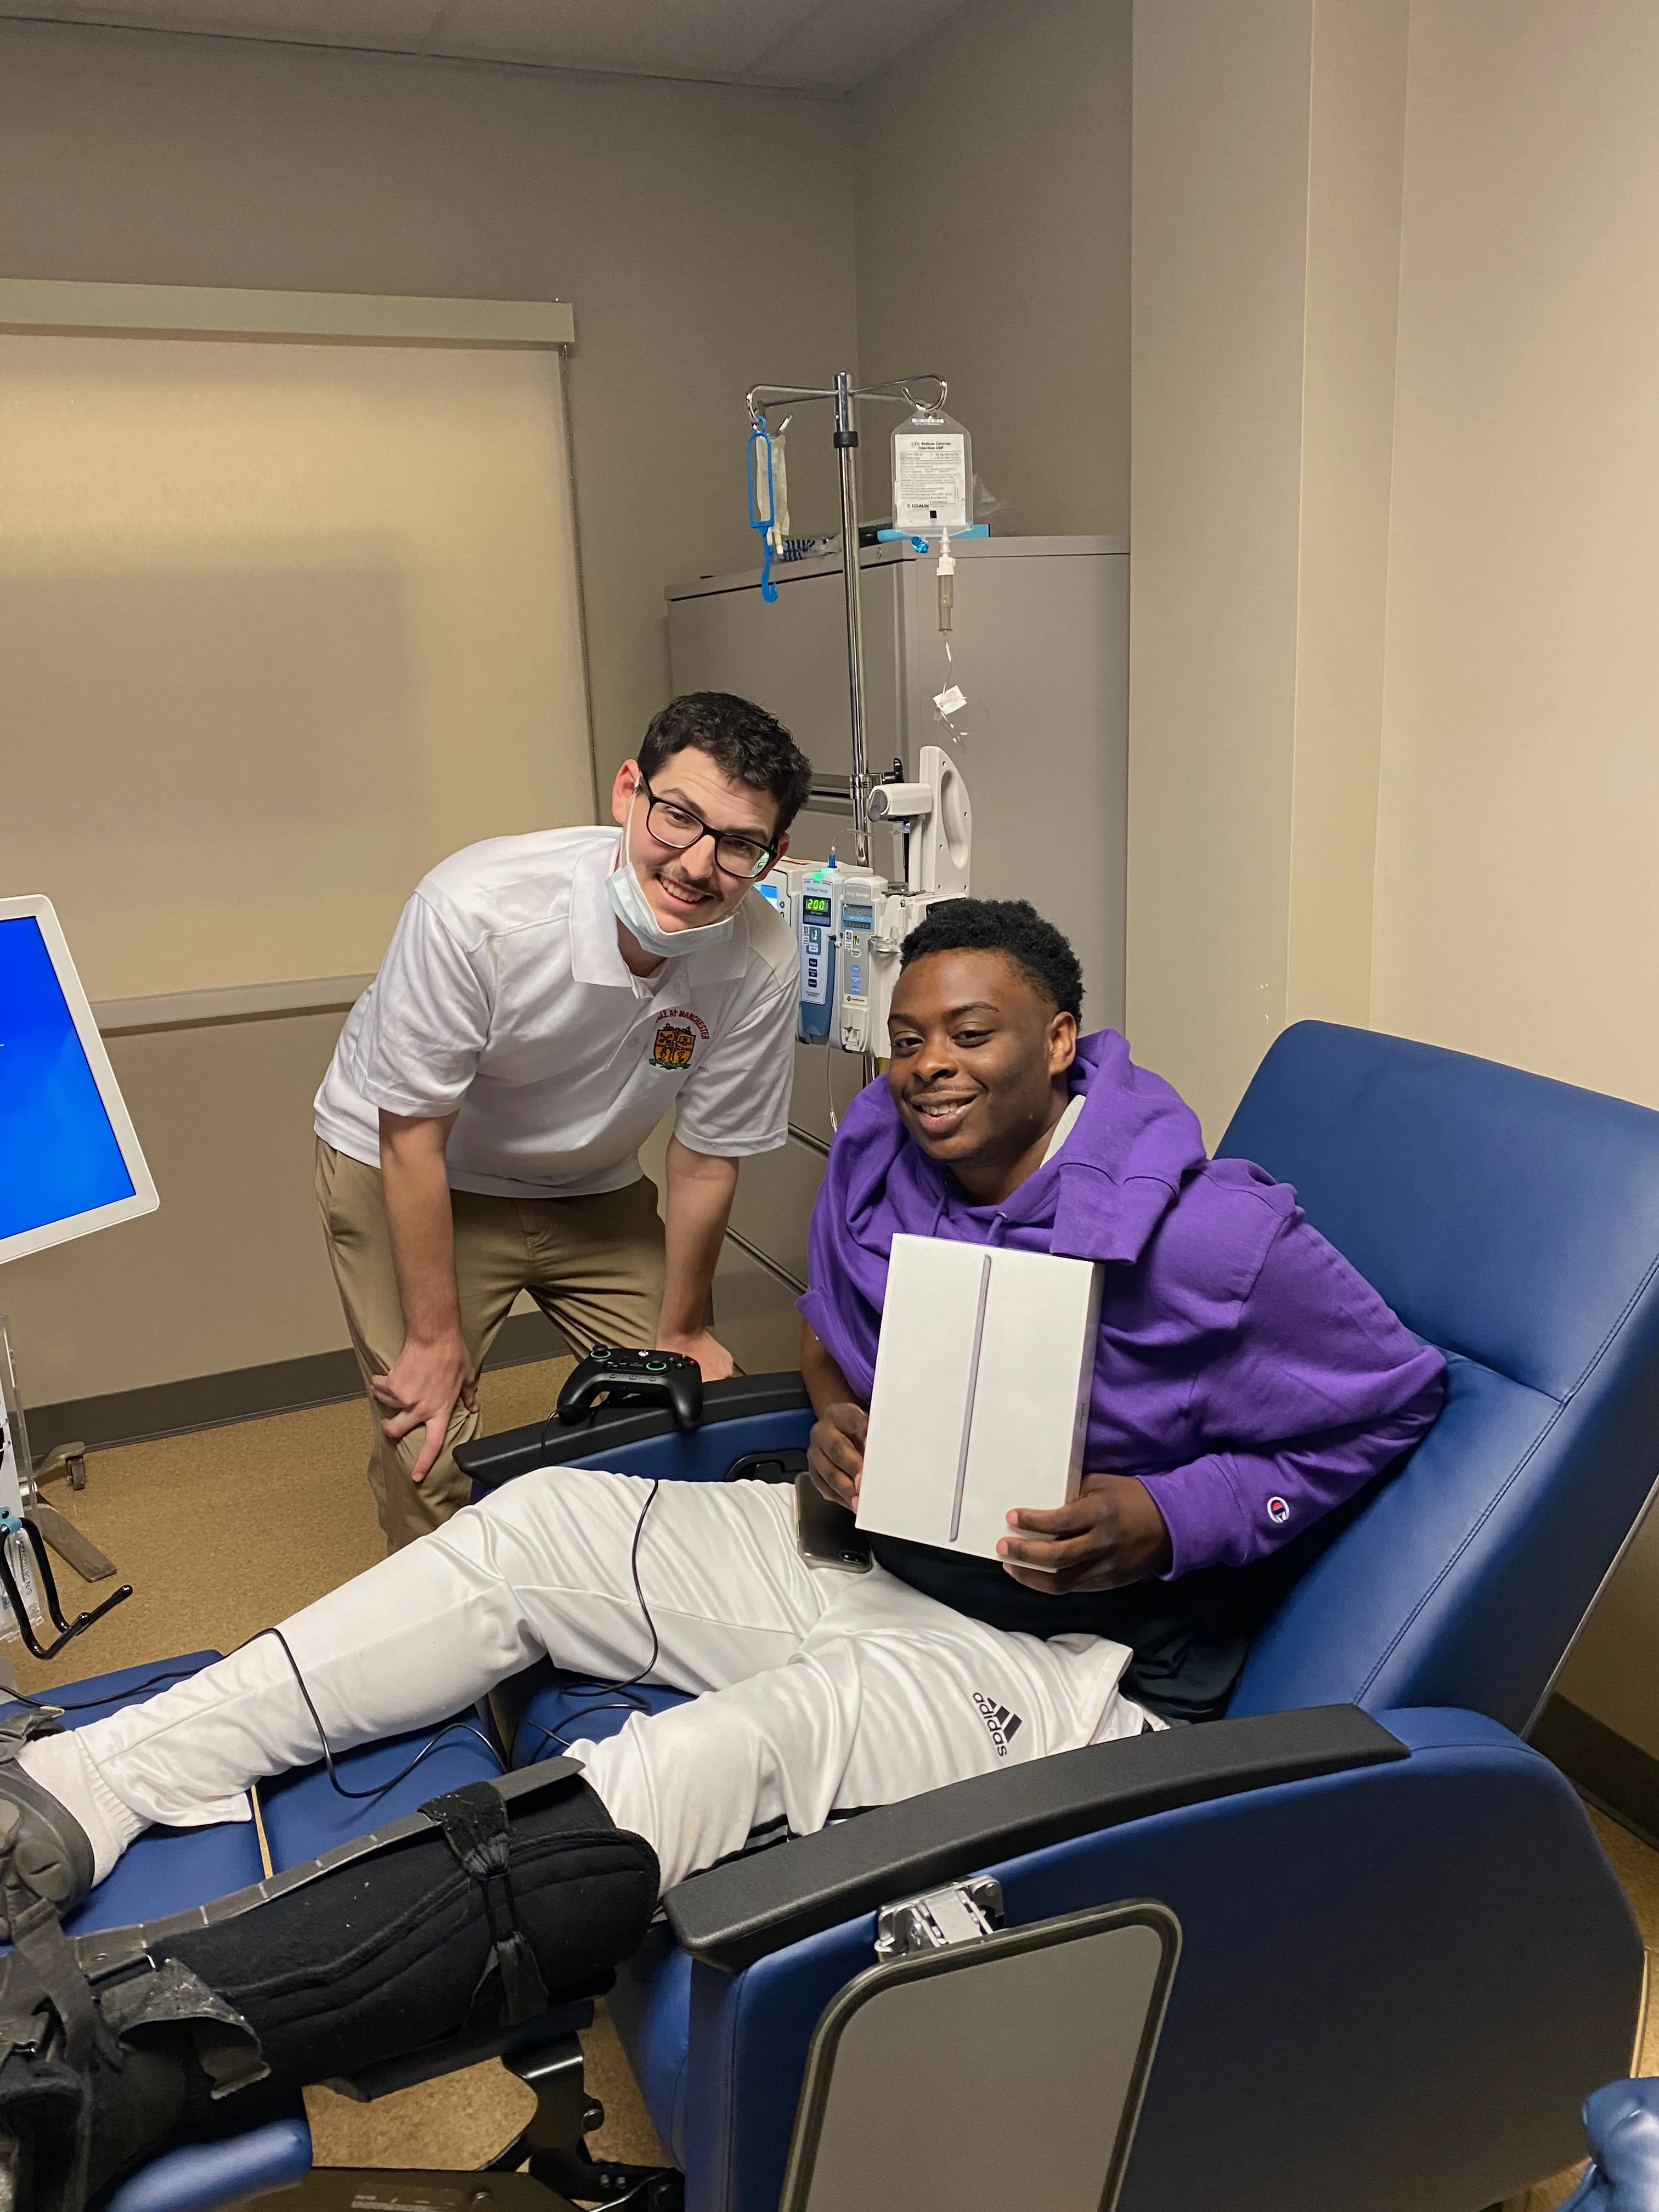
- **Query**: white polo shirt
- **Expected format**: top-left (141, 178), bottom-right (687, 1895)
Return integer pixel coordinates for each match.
top-left (314, 827), bottom-right (799, 1200)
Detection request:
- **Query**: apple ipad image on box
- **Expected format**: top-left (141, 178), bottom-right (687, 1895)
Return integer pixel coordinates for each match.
top-left (855, 1233), bottom-right (1103, 1564)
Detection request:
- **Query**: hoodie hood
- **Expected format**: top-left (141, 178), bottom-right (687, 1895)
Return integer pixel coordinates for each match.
top-left (802, 1029), bottom-right (1208, 1400)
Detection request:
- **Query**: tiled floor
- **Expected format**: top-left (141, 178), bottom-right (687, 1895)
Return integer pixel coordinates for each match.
top-left (13, 1358), bottom-right (1654, 2197)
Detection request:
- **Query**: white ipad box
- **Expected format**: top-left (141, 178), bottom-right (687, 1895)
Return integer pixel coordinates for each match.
top-left (855, 1234), bottom-right (1105, 1564)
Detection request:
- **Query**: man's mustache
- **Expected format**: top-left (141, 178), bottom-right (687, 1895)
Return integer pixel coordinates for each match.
top-left (654, 868), bottom-right (718, 900)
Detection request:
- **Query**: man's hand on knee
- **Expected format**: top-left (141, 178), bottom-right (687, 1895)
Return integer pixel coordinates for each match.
top-left (807, 1402), bottom-right (867, 1511)
top-left (998, 1471), bottom-right (1173, 1593)
top-left (370, 1331), bottom-right (477, 1483)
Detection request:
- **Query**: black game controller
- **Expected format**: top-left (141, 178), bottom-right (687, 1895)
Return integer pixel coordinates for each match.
top-left (556, 1345), bottom-right (704, 1432)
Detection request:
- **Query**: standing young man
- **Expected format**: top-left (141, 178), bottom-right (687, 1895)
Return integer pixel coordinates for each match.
top-left (312, 692), bottom-right (812, 1548)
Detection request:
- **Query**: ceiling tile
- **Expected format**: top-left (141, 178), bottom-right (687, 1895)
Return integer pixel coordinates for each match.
top-left (0, 0), bottom-right (451, 49)
top-left (419, 0), bottom-right (826, 80)
top-left (0, 0), bottom-right (975, 89)
top-left (740, 0), bottom-right (970, 91)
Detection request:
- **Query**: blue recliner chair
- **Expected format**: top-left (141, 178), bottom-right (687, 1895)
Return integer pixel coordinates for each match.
top-left (35, 1021), bottom-right (1659, 2211)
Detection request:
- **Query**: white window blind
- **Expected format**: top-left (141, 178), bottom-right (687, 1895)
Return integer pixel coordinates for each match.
top-left (0, 324), bottom-right (591, 1002)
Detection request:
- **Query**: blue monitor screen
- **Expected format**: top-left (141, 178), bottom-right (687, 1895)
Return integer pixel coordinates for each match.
top-left (0, 916), bottom-right (134, 1243)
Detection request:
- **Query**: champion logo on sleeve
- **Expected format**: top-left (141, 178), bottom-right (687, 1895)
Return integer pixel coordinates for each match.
top-left (1266, 1496), bottom-right (1291, 1525)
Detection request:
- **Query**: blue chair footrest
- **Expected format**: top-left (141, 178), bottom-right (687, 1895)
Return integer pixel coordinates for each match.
top-left (99, 2117), bottom-right (312, 2212)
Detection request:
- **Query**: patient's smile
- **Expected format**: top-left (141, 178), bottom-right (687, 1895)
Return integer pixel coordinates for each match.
top-left (908, 1092), bottom-right (979, 1142)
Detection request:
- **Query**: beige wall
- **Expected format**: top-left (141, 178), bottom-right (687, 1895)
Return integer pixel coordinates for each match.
top-left (1285, 2), bottom-right (1410, 1031)
top-left (1368, 1), bottom-right (1659, 1750)
top-left (1131, 0), bottom-right (1659, 1132)
top-left (0, 19), bottom-right (857, 1406)
top-left (1128, 0), bottom-right (1659, 1750)
top-left (1128, 0), bottom-right (1409, 1141)
top-left (852, 0), bottom-right (1131, 538)
top-left (1370, 1), bottom-right (1659, 1110)
top-left (0, 13), bottom-right (1145, 1413)
top-left (1128, 0), bottom-right (1311, 1138)
top-left (3, 1010), bottom-right (352, 1408)
top-left (0, 19), bottom-right (859, 793)
top-left (1, 337), bottom-right (588, 1001)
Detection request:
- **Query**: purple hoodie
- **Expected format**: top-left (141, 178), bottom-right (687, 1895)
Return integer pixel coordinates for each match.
top-left (800, 1029), bottom-right (1445, 1581)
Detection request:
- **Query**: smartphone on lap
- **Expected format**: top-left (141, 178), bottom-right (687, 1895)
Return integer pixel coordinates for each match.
top-left (795, 1469), bottom-right (872, 1573)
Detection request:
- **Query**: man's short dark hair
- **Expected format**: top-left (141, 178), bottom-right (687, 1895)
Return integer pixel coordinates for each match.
top-left (900, 898), bottom-right (1084, 1021)
top-left (638, 693), bottom-right (814, 836)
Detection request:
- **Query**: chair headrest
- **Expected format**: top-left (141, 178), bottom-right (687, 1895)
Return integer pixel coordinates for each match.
top-left (1218, 1021), bottom-right (1659, 1402)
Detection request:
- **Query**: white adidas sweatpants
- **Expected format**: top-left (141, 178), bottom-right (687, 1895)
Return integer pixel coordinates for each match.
top-left (64, 1468), bottom-right (1149, 1892)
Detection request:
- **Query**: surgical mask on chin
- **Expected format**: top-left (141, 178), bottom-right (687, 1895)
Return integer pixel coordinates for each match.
top-left (606, 822), bottom-right (737, 962)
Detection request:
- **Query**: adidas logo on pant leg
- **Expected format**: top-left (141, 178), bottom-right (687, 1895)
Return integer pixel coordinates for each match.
top-left (972, 1690), bottom-right (1024, 1759)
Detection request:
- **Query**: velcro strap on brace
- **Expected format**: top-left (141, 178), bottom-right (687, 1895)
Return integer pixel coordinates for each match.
top-left (98, 1961), bottom-right (267, 2100)
top-left (419, 1782), bottom-right (549, 2028)
top-left (1, 1886), bottom-right (100, 2078)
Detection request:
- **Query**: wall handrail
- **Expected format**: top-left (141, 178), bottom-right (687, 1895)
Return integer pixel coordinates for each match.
top-left (93, 975), bottom-right (373, 1038)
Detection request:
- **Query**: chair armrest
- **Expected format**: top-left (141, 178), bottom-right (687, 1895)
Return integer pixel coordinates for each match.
top-left (457, 1372), bottom-right (812, 1489)
top-left (664, 1705), bottom-right (1406, 1972)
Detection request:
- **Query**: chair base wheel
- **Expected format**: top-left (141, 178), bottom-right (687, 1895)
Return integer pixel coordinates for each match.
top-left (488, 2025), bottom-right (685, 2210)
top-left (525, 2146), bottom-right (684, 2210)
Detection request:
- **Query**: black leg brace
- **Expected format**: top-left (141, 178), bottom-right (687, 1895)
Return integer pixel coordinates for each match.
top-left (0, 1760), bottom-right (659, 2212)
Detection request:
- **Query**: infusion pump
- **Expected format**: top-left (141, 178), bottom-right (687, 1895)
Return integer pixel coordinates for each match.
top-left (755, 746), bottom-right (971, 1056)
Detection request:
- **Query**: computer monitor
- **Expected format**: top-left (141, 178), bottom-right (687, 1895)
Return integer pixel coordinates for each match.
top-left (0, 894), bottom-right (159, 1266)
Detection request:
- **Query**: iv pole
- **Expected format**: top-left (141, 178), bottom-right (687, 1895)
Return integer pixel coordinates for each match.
top-left (833, 372), bottom-right (871, 864)
top-left (746, 372), bottom-right (949, 871)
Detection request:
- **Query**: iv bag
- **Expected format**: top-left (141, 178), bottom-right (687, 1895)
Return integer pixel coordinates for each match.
top-left (765, 421), bottom-right (791, 549)
top-left (891, 406), bottom-right (973, 536)
top-left (749, 416), bottom-right (791, 550)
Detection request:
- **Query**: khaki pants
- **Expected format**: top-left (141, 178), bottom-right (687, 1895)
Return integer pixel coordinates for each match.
top-left (315, 1139), bottom-right (666, 1550)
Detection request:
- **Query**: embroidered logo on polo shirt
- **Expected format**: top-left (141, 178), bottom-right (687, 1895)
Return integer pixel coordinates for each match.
top-left (649, 1007), bottom-right (710, 1072)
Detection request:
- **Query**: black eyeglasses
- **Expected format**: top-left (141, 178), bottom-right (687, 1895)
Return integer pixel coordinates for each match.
top-left (636, 771), bottom-right (778, 882)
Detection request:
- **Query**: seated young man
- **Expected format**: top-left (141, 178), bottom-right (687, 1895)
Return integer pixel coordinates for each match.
top-left (0, 900), bottom-right (1443, 1923)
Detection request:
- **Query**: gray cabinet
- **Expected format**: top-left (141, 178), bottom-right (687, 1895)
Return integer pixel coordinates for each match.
top-left (665, 535), bottom-right (1128, 1369)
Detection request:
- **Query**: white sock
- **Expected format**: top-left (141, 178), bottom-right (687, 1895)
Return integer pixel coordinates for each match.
top-left (18, 1729), bottom-right (148, 1884)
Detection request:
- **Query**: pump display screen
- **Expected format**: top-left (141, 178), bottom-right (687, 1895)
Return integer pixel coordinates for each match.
top-left (0, 916), bottom-right (135, 1243)
top-left (802, 893), bottom-right (833, 924)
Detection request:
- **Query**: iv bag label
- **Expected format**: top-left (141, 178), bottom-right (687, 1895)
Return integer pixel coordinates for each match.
top-left (935, 684), bottom-right (968, 716)
top-left (893, 433), bottom-right (969, 531)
